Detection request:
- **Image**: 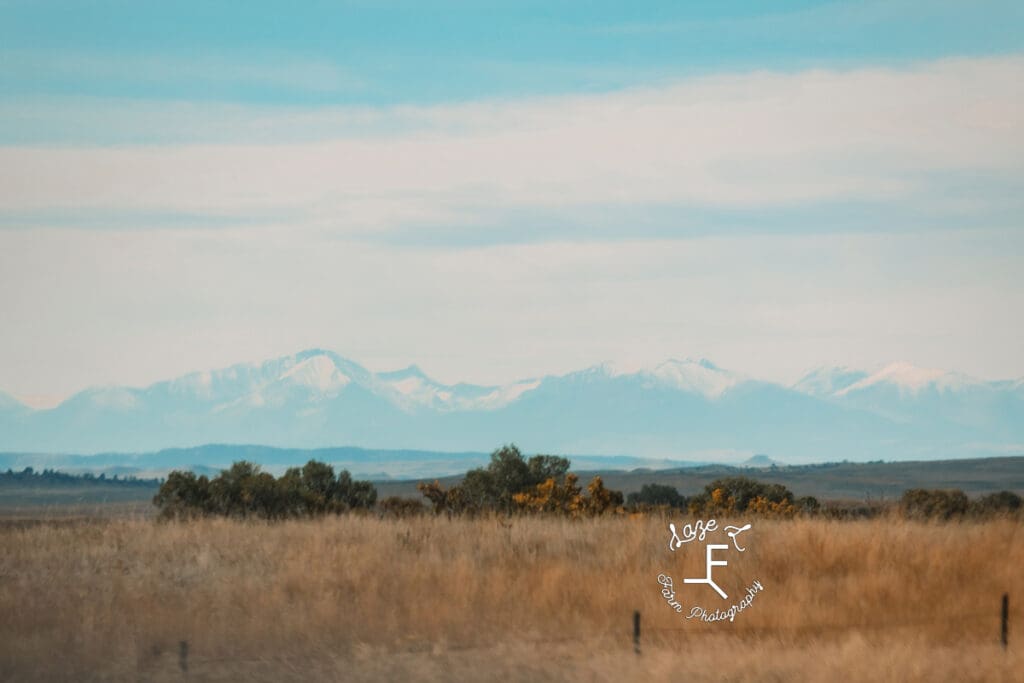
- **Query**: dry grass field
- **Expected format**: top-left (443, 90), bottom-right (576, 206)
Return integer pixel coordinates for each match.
top-left (1, 513), bottom-right (1021, 682)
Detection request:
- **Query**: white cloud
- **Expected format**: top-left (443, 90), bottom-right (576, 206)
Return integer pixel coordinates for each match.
top-left (0, 55), bottom-right (1021, 237)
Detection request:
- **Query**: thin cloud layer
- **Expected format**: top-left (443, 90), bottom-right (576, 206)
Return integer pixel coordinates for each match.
top-left (1, 56), bottom-right (1021, 242)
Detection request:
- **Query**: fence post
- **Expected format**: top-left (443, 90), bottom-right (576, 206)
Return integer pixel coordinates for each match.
top-left (179, 640), bottom-right (189, 675)
top-left (1002, 594), bottom-right (1009, 649)
top-left (633, 610), bottom-right (641, 655)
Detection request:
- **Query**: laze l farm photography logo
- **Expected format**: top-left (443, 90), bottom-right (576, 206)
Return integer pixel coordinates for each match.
top-left (658, 519), bottom-right (764, 623)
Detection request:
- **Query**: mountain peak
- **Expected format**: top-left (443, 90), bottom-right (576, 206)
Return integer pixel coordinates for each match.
top-left (280, 354), bottom-right (351, 394)
top-left (647, 357), bottom-right (741, 398)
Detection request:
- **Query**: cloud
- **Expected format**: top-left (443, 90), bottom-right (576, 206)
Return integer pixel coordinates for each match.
top-left (0, 55), bottom-right (1021, 243)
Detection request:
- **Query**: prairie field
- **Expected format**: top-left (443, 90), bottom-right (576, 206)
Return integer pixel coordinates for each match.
top-left (1, 513), bottom-right (1021, 682)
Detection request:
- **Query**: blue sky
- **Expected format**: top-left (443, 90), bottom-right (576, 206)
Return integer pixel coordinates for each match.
top-left (4, 1), bottom-right (1023, 122)
top-left (1, 1), bottom-right (1023, 404)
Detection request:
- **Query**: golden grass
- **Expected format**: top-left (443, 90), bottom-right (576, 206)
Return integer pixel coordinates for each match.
top-left (1, 514), bottom-right (1021, 681)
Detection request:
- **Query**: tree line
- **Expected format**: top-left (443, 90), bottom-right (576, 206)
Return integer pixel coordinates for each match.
top-left (627, 478), bottom-right (1022, 520)
top-left (153, 460), bottom-right (377, 520)
top-left (1, 467), bottom-right (160, 488)
top-left (150, 444), bottom-right (1022, 521)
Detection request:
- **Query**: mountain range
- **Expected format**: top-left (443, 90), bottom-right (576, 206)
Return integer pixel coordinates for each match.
top-left (1, 349), bottom-right (1022, 463)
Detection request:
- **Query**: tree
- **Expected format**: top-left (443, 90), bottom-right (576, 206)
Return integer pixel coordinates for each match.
top-left (626, 483), bottom-right (687, 510)
top-left (152, 470), bottom-right (211, 520)
top-left (526, 455), bottom-right (571, 486)
top-left (152, 460), bottom-right (377, 520)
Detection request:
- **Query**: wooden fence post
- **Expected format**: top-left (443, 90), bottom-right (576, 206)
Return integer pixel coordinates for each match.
top-left (179, 640), bottom-right (189, 675)
top-left (1002, 594), bottom-right (1009, 650)
top-left (633, 610), bottom-right (641, 655)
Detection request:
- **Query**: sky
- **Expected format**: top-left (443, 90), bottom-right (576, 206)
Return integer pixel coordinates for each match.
top-left (1, 1), bottom-right (1023, 407)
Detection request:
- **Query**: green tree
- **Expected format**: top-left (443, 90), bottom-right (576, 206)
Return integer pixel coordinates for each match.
top-left (626, 483), bottom-right (687, 510)
top-left (152, 470), bottom-right (211, 520)
top-left (152, 460), bottom-right (377, 520)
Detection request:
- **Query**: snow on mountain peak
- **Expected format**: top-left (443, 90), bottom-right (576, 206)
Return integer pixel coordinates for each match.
top-left (645, 357), bottom-right (742, 398)
top-left (376, 362), bottom-right (540, 412)
top-left (835, 361), bottom-right (970, 396)
top-left (472, 379), bottom-right (542, 409)
top-left (280, 354), bottom-right (351, 394)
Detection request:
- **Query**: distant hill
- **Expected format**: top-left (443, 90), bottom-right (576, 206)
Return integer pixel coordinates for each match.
top-left (741, 454), bottom-right (782, 468)
top-left (0, 444), bottom-right (707, 481)
top-left (373, 456), bottom-right (1024, 501)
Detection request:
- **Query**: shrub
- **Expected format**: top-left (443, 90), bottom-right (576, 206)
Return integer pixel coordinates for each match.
top-left (970, 490), bottom-right (1022, 517)
top-left (900, 488), bottom-right (970, 520)
top-left (688, 477), bottom-right (796, 517)
top-left (378, 496), bottom-right (427, 517)
top-left (512, 473), bottom-right (623, 517)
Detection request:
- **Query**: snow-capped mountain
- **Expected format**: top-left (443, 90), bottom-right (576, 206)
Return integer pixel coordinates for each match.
top-left (1, 350), bottom-right (1022, 462)
top-left (796, 361), bottom-right (992, 400)
top-left (835, 361), bottom-right (977, 397)
top-left (791, 361), bottom-right (1024, 435)
top-left (376, 364), bottom-right (541, 412)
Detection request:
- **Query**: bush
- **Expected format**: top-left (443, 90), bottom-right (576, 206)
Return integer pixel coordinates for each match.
top-left (900, 489), bottom-right (970, 520)
top-left (378, 496), bottom-right (427, 517)
top-left (971, 490), bottom-right (1022, 517)
top-left (795, 495), bottom-right (821, 515)
top-left (512, 473), bottom-right (624, 516)
top-left (688, 477), bottom-right (797, 517)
